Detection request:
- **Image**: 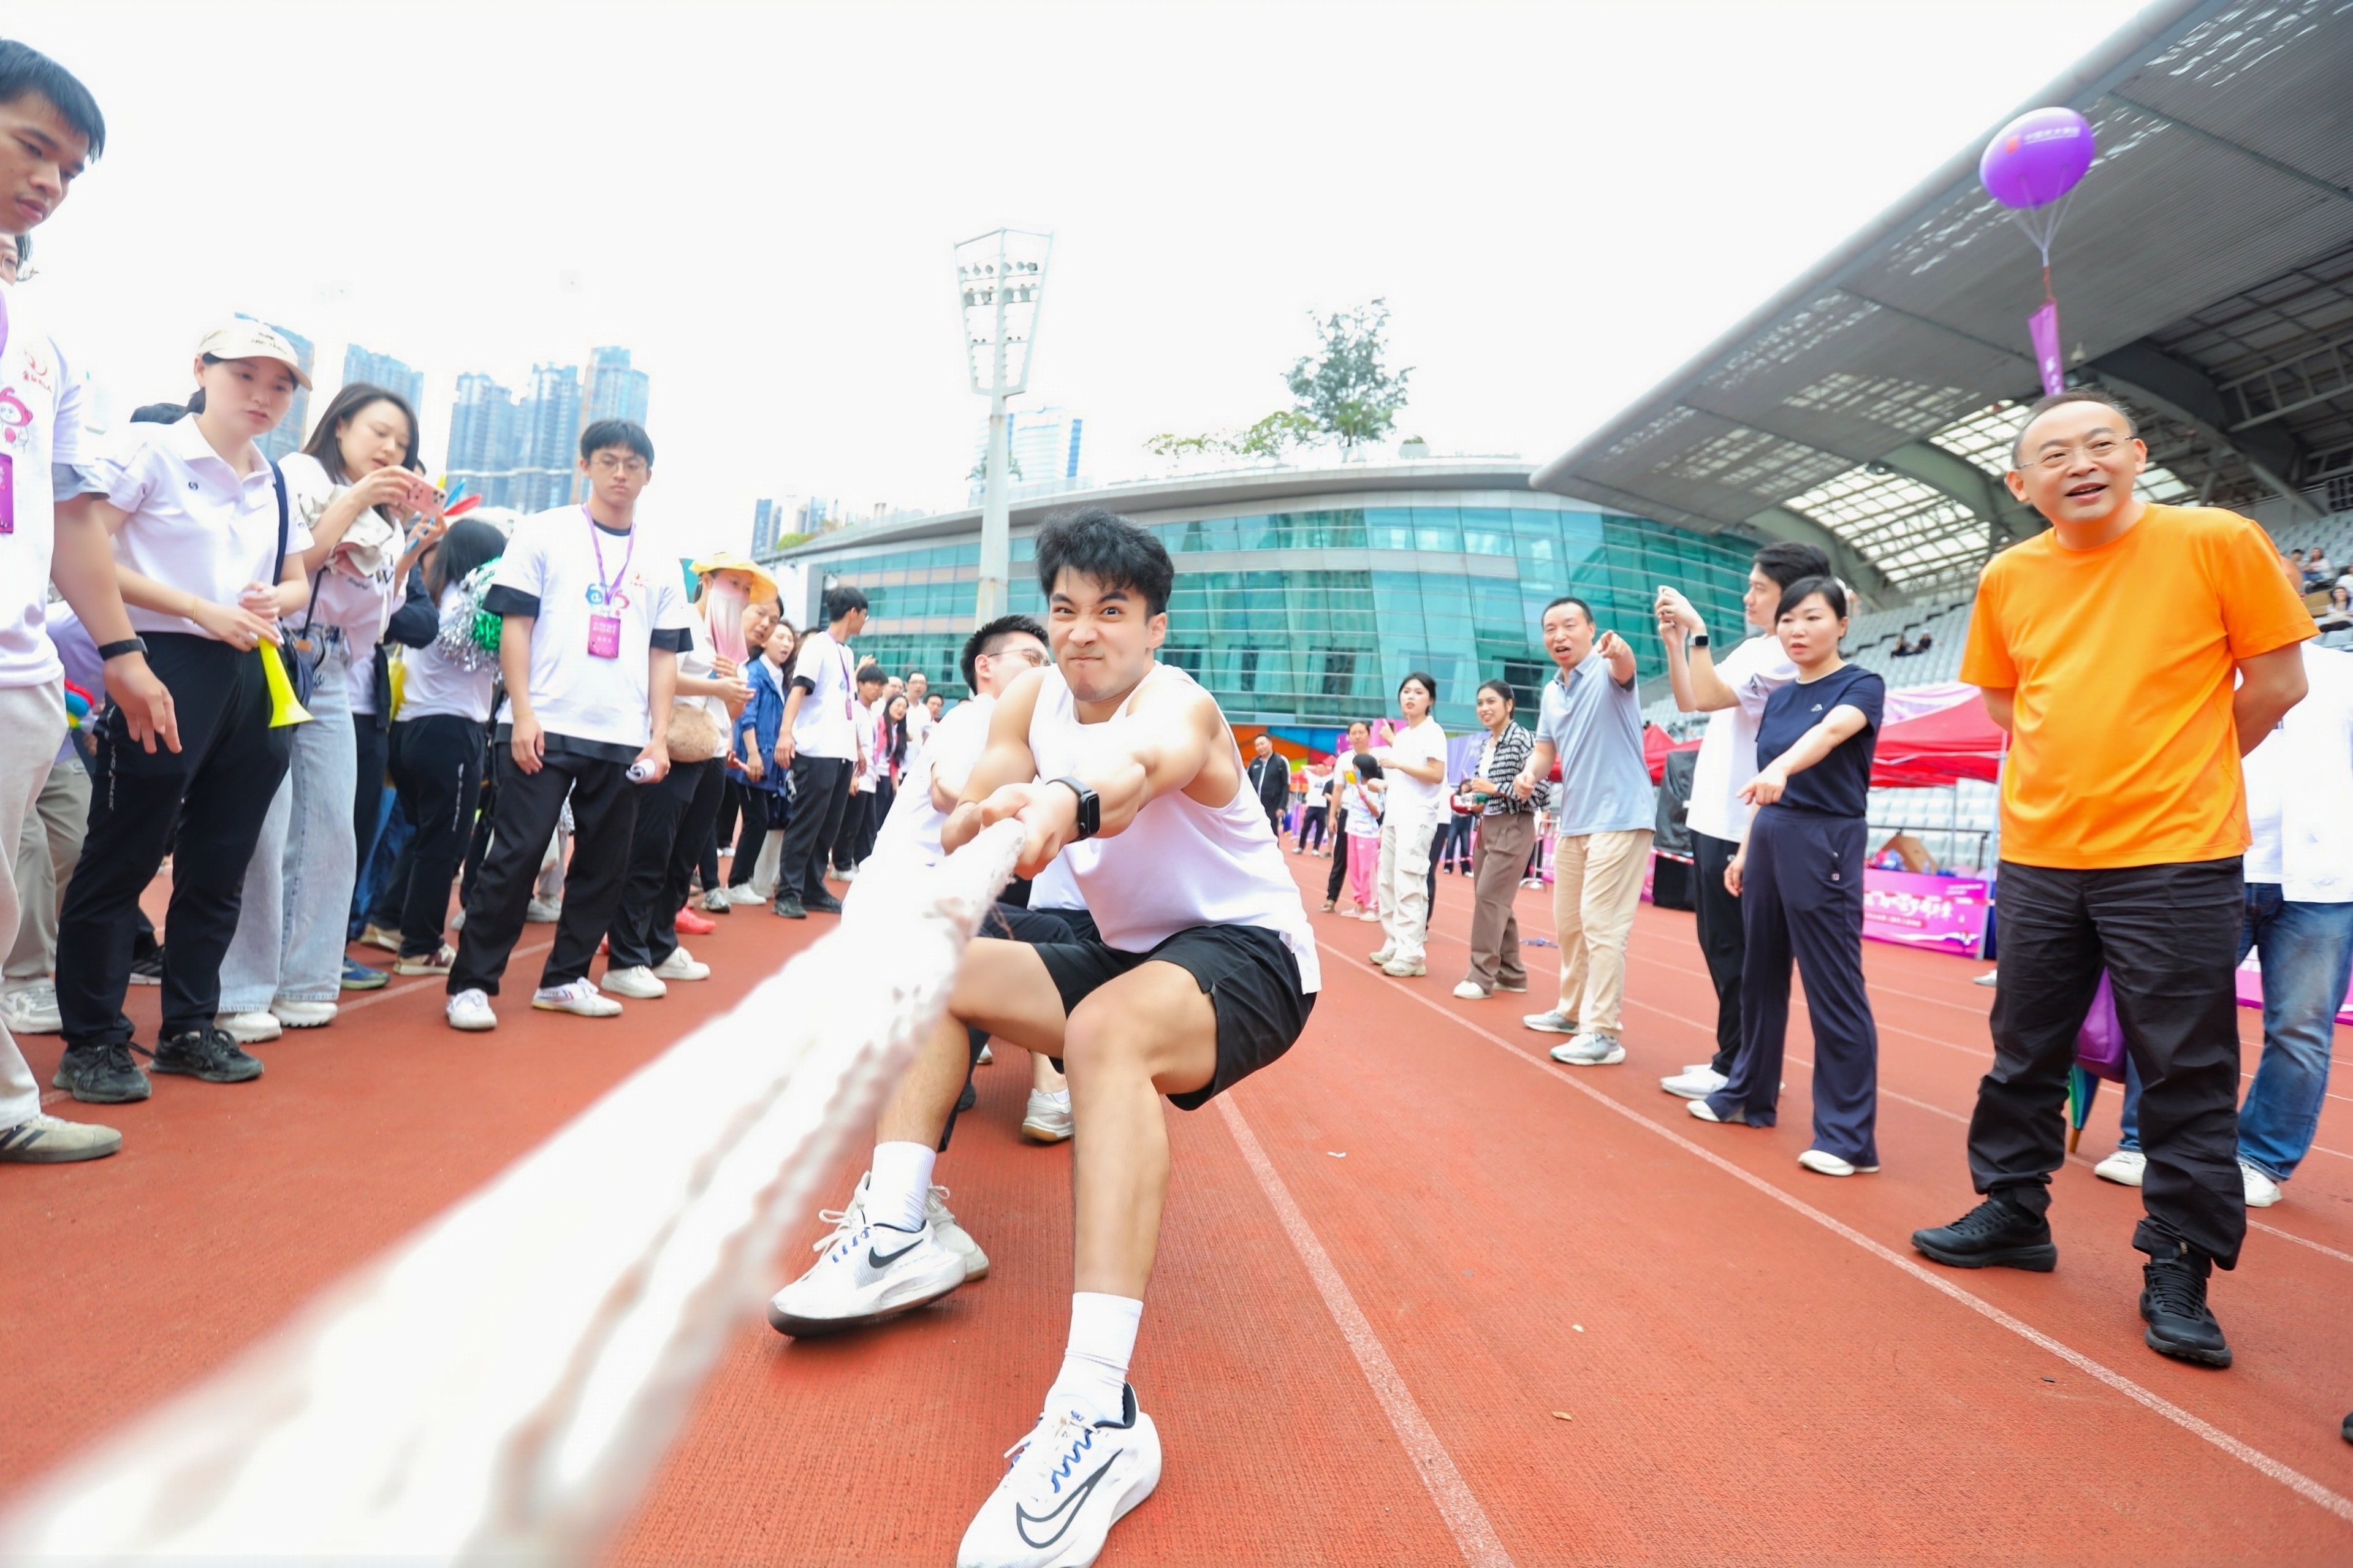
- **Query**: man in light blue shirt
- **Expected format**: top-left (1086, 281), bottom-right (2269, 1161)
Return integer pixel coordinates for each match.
top-left (1513, 596), bottom-right (1654, 1065)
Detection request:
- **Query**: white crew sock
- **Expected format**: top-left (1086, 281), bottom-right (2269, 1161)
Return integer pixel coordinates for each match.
top-left (1045, 1292), bottom-right (1142, 1424)
top-left (867, 1141), bottom-right (936, 1234)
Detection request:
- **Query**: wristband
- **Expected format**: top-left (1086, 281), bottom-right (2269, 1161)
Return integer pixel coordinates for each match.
top-left (97, 637), bottom-right (148, 661)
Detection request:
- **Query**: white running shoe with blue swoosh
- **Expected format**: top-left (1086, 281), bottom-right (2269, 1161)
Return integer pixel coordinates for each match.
top-left (958, 1385), bottom-right (1160, 1568)
top-left (766, 1192), bottom-right (965, 1337)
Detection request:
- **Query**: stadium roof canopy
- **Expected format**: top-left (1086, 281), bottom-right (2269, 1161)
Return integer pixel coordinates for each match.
top-left (1530, 0), bottom-right (2353, 603)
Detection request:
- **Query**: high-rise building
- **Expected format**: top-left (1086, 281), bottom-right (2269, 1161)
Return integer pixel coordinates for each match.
top-left (447, 373), bottom-right (520, 509)
top-left (969, 405), bottom-right (1085, 500)
top-left (574, 348), bottom-right (651, 502)
top-left (239, 314), bottom-right (314, 463)
top-left (514, 362), bottom-right (582, 514)
top-left (341, 343), bottom-right (424, 414)
top-left (751, 498), bottom-right (785, 558)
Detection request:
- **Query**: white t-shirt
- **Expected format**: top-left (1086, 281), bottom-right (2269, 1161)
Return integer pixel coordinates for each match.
top-left (789, 627), bottom-right (860, 759)
top-left (1344, 777), bottom-right (1384, 834)
top-left (1685, 634), bottom-right (1799, 843)
top-left (853, 698), bottom-right (883, 792)
top-left (905, 699), bottom-right (935, 751)
top-left (0, 286), bottom-right (92, 687)
top-left (397, 582), bottom-right (497, 725)
top-left (867, 693), bottom-right (992, 869)
top-left (101, 414), bottom-right (313, 642)
top-left (1374, 718), bottom-right (1447, 825)
top-left (485, 506), bottom-right (693, 759)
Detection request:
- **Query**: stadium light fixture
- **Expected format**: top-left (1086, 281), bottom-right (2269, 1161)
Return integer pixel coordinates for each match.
top-left (954, 227), bottom-right (1054, 625)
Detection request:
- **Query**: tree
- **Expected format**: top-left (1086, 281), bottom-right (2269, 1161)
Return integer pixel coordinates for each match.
top-left (1285, 299), bottom-right (1412, 455)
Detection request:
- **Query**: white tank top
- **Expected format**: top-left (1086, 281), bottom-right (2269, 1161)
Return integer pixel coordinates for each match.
top-left (1027, 663), bottom-right (1321, 992)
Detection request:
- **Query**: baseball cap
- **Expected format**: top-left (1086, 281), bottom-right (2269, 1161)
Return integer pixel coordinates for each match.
top-left (196, 319), bottom-right (313, 389)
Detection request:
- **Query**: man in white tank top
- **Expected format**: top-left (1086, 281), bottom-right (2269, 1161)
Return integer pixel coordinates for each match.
top-left (767, 509), bottom-right (1318, 1568)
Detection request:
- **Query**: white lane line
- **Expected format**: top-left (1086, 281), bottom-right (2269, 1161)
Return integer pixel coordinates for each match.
top-left (1216, 1093), bottom-right (1515, 1568)
top-left (1326, 939), bottom-right (2353, 1529)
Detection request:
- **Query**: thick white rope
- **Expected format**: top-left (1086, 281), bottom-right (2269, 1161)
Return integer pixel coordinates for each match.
top-left (0, 820), bottom-right (1025, 1565)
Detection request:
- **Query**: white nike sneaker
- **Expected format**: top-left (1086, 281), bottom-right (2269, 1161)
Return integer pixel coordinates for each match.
top-left (2093, 1148), bottom-right (2145, 1187)
top-left (1022, 1089), bottom-right (1074, 1144)
top-left (1549, 1031), bottom-right (1625, 1066)
top-left (1660, 1065), bottom-right (1727, 1099)
top-left (767, 1198), bottom-right (964, 1337)
top-left (930, 1184), bottom-right (990, 1280)
top-left (957, 1385), bottom-right (1161, 1568)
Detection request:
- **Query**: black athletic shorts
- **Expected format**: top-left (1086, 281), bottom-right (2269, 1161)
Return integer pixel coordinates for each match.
top-left (983, 902), bottom-right (1099, 946)
top-left (1032, 924), bottom-right (1316, 1110)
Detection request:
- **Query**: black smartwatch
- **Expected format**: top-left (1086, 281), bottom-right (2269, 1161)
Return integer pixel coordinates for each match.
top-left (1051, 776), bottom-right (1100, 840)
top-left (1689, 632), bottom-right (1710, 650)
top-left (96, 636), bottom-right (148, 661)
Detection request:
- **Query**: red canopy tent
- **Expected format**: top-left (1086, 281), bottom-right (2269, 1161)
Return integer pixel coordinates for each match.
top-left (1642, 691), bottom-right (2005, 790)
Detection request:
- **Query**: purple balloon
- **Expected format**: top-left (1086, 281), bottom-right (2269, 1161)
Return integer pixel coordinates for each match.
top-left (1979, 107), bottom-right (2096, 210)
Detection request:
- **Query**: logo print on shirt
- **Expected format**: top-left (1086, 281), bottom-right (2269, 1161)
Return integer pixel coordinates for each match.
top-left (0, 389), bottom-right (29, 445)
top-left (1811, 703), bottom-right (1823, 712)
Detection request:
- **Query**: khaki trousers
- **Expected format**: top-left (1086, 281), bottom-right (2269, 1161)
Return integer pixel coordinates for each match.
top-left (1375, 812), bottom-right (1437, 962)
top-left (1549, 827), bottom-right (1653, 1035)
top-left (1463, 811), bottom-right (1536, 991)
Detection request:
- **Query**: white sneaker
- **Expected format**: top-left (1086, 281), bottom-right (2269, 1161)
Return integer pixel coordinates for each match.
top-left (270, 999), bottom-right (337, 1029)
top-left (218, 1010), bottom-right (282, 1043)
top-left (978, 1043), bottom-right (994, 1065)
top-left (1380, 956), bottom-right (1427, 978)
top-left (2241, 1160), bottom-right (2283, 1208)
top-left (1451, 981), bottom-right (1489, 1000)
top-left (724, 884), bottom-right (767, 907)
top-left (1660, 1065), bottom-right (1728, 1099)
top-left (449, 907), bottom-right (466, 933)
top-left (1366, 946), bottom-right (1394, 966)
top-left (766, 1202), bottom-right (964, 1336)
top-left (956, 1385), bottom-right (1161, 1568)
top-left (1548, 1032), bottom-right (1625, 1066)
top-left (1972, 969), bottom-right (1998, 988)
top-left (1, 984), bottom-right (61, 1035)
top-left (525, 896), bottom-right (563, 924)
top-left (534, 978), bottom-right (624, 1017)
top-left (1687, 1098), bottom-right (1746, 1124)
top-left (599, 965), bottom-right (667, 1000)
top-left (1797, 1148), bottom-right (1877, 1176)
top-left (446, 988), bottom-right (498, 1032)
top-left (393, 945), bottom-right (457, 977)
top-left (652, 948), bottom-right (710, 981)
top-left (1022, 1089), bottom-right (1074, 1144)
top-left (2093, 1148), bottom-right (2145, 1186)
top-left (1521, 1009), bottom-right (1578, 1035)
top-left (930, 1184), bottom-right (990, 1280)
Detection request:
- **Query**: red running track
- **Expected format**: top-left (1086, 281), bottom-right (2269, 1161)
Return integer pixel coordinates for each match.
top-left (4, 860), bottom-right (2351, 1565)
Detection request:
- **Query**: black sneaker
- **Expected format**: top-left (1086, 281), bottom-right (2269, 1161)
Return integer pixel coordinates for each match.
top-left (2140, 1244), bottom-right (2231, 1368)
top-left (1910, 1196), bottom-right (2058, 1271)
top-left (773, 895), bottom-right (807, 919)
top-left (804, 891), bottom-right (843, 915)
top-left (956, 1077), bottom-right (978, 1113)
top-left (53, 1042), bottom-right (152, 1103)
top-left (151, 1026), bottom-right (265, 1084)
top-left (128, 950), bottom-right (164, 986)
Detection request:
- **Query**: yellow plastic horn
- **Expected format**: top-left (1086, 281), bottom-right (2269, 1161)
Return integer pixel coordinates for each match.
top-left (259, 640), bottom-right (314, 728)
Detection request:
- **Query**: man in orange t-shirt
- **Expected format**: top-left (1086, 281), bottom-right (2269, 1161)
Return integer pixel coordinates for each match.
top-left (1910, 389), bottom-right (2310, 1373)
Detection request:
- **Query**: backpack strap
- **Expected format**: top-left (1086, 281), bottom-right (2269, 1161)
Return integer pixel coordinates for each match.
top-left (270, 460), bottom-right (289, 584)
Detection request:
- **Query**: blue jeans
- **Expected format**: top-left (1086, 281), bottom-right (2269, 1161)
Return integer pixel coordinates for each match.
top-left (2118, 885), bottom-right (2353, 1181)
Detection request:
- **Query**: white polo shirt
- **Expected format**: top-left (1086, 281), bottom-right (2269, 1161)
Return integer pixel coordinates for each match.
top-left (1685, 633), bottom-right (1799, 843)
top-left (99, 414), bottom-right (311, 642)
top-left (789, 627), bottom-right (860, 759)
top-left (0, 284), bottom-right (93, 688)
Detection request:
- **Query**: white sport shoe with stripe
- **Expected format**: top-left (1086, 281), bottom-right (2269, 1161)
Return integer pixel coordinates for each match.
top-left (957, 1385), bottom-right (1160, 1568)
top-left (767, 1189), bottom-right (965, 1337)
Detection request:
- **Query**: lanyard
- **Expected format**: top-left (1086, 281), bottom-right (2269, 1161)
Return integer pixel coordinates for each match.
top-left (0, 286), bottom-right (12, 367)
top-left (583, 506), bottom-right (634, 607)
top-left (837, 641), bottom-right (854, 720)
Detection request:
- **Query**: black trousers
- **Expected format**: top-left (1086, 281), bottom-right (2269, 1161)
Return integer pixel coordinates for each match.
top-left (1971, 858), bottom-right (2246, 1266)
top-left (1711, 809), bottom-right (1878, 1165)
top-left (832, 786), bottom-right (874, 872)
top-left (1326, 807), bottom-right (1351, 901)
top-left (56, 633), bottom-right (292, 1048)
top-left (610, 758), bottom-right (727, 970)
top-left (447, 746), bottom-right (638, 996)
top-left (386, 715), bottom-right (487, 957)
top-left (350, 709), bottom-right (389, 935)
top-left (1690, 830), bottom-right (1746, 1073)
top-left (1300, 804), bottom-right (1328, 851)
top-left (779, 753), bottom-right (852, 904)
top-left (730, 786), bottom-right (772, 872)
top-left (702, 775), bottom-right (742, 894)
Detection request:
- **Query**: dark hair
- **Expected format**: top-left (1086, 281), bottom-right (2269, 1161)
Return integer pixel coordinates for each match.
top-left (0, 41), bottom-right (106, 159)
top-left (1035, 506), bottom-right (1174, 617)
top-left (1355, 755), bottom-right (1385, 781)
top-left (823, 584), bottom-right (869, 623)
top-left (2010, 389), bottom-right (2135, 467)
top-left (1750, 540), bottom-right (1831, 590)
top-left (1477, 677), bottom-right (1515, 707)
top-left (769, 620), bottom-right (802, 683)
top-left (1542, 595), bottom-right (1593, 626)
top-left (129, 400), bottom-right (189, 425)
top-left (301, 383), bottom-right (420, 504)
top-left (1399, 671), bottom-right (1437, 701)
top-left (579, 418), bottom-right (653, 466)
top-left (1774, 574), bottom-right (1849, 624)
top-left (961, 612), bottom-right (1048, 689)
top-left (855, 663), bottom-right (888, 689)
top-left (881, 696), bottom-right (910, 769)
top-left (425, 517), bottom-right (505, 599)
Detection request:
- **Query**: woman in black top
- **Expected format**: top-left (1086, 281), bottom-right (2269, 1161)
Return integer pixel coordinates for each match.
top-left (1690, 576), bottom-right (1886, 1177)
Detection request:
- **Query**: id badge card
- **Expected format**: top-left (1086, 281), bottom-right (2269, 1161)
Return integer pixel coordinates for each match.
top-left (0, 450), bottom-right (13, 535)
top-left (586, 612), bottom-right (622, 659)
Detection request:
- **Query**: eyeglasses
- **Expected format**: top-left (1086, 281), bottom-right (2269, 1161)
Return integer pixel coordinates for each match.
top-left (2028, 436), bottom-right (2125, 472)
top-left (588, 453), bottom-right (649, 476)
top-left (989, 646), bottom-right (1047, 667)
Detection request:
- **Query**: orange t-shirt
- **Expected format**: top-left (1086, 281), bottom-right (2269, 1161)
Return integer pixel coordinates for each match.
top-left (1960, 504), bottom-right (2313, 870)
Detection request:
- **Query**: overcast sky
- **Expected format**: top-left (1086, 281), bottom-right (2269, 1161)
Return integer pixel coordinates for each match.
top-left (15, 0), bottom-right (2147, 557)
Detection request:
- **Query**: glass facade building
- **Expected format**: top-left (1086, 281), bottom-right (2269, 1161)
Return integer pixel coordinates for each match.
top-left (776, 466), bottom-right (1755, 734)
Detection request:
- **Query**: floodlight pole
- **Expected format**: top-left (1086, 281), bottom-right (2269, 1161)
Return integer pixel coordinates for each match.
top-left (956, 227), bottom-right (1052, 627)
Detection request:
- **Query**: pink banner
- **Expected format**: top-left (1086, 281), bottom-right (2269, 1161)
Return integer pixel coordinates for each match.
top-left (1863, 869), bottom-right (1990, 959)
top-left (2029, 300), bottom-right (2064, 396)
top-left (2233, 956), bottom-right (2353, 1027)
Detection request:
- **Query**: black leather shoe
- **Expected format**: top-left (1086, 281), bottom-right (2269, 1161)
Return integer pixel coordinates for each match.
top-left (1910, 1196), bottom-right (2058, 1271)
top-left (772, 896), bottom-right (807, 919)
top-left (804, 891), bottom-right (843, 915)
top-left (2140, 1244), bottom-right (2231, 1368)
top-left (52, 1042), bottom-right (152, 1103)
top-left (151, 1027), bottom-right (264, 1084)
